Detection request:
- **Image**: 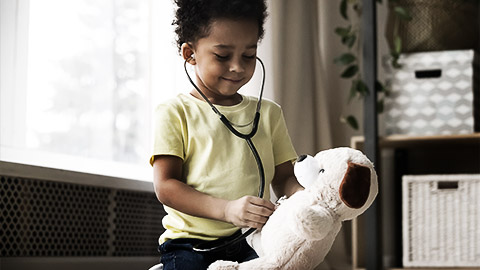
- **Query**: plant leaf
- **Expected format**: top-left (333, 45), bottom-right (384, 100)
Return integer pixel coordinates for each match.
top-left (377, 99), bottom-right (384, 114)
top-left (348, 80), bottom-right (359, 102)
top-left (391, 55), bottom-right (402, 69)
top-left (384, 86), bottom-right (391, 97)
top-left (375, 80), bottom-right (387, 93)
top-left (334, 26), bottom-right (351, 37)
top-left (375, 80), bottom-right (383, 92)
top-left (341, 115), bottom-right (359, 130)
top-left (390, 47), bottom-right (401, 68)
top-left (376, 80), bottom-right (391, 96)
top-left (394, 6), bottom-right (412, 21)
top-left (334, 53), bottom-right (356, 65)
top-left (344, 34), bottom-right (357, 48)
top-left (394, 35), bottom-right (402, 55)
top-left (340, 0), bottom-right (348, 20)
top-left (356, 79), bottom-right (370, 97)
top-left (341, 65), bottom-right (358, 78)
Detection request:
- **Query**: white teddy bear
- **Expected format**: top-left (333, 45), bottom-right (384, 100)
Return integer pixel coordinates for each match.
top-left (208, 147), bottom-right (378, 270)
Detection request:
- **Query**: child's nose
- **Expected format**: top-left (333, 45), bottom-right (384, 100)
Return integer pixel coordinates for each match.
top-left (228, 57), bottom-right (245, 73)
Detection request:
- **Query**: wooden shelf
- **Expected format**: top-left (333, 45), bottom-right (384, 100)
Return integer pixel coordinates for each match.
top-left (351, 133), bottom-right (480, 149)
top-left (355, 268), bottom-right (479, 270)
top-left (356, 268), bottom-right (480, 270)
top-left (388, 268), bottom-right (480, 270)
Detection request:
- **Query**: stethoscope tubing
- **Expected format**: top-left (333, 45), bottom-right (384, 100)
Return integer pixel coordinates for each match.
top-left (183, 57), bottom-right (267, 253)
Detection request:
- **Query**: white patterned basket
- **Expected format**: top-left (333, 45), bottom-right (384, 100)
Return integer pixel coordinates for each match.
top-left (384, 50), bottom-right (479, 136)
top-left (402, 174), bottom-right (480, 267)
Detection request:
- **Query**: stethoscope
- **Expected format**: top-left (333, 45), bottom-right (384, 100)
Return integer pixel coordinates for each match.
top-left (183, 56), bottom-right (266, 253)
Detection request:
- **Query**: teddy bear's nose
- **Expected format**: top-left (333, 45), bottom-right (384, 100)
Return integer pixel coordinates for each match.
top-left (297, 155), bottom-right (308, 162)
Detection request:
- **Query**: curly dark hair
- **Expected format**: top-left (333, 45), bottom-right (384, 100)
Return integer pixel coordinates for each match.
top-left (172, 0), bottom-right (268, 52)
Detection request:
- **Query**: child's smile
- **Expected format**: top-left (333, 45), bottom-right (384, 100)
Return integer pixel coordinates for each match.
top-left (186, 18), bottom-right (259, 106)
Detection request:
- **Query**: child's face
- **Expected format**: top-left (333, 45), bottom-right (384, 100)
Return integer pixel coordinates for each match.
top-left (191, 18), bottom-right (259, 102)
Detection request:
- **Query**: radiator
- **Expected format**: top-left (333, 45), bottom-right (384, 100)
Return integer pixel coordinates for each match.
top-left (0, 162), bottom-right (166, 270)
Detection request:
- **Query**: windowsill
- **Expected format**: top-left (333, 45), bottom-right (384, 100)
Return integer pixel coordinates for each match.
top-left (0, 160), bottom-right (154, 192)
top-left (0, 144), bottom-right (152, 183)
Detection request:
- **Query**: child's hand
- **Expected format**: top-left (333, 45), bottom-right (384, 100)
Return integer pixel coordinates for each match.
top-left (224, 196), bottom-right (276, 229)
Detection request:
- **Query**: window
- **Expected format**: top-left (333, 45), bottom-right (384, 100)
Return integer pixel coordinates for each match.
top-left (1, 0), bottom-right (273, 181)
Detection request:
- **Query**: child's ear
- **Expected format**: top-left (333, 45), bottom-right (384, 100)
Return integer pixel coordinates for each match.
top-left (181, 43), bottom-right (196, 65)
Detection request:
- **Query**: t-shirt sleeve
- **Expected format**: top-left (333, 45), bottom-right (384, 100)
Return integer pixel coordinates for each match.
top-left (149, 102), bottom-right (185, 166)
top-left (271, 108), bottom-right (297, 166)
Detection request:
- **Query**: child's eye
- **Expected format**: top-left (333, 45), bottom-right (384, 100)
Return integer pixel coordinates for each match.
top-left (214, 54), bottom-right (230, 60)
top-left (243, 54), bottom-right (256, 59)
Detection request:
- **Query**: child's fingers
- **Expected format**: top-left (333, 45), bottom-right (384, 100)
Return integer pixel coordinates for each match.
top-left (245, 221), bottom-right (265, 229)
top-left (224, 196), bottom-right (277, 228)
top-left (248, 196), bottom-right (276, 211)
top-left (243, 197), bottom-right (276, 228)
top-left (242, 212), bottom-right (268, 227)
top-left (247, 203), bottom-right (274, 219)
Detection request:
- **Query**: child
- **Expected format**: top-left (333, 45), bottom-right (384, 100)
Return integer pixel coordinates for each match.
top-left (150, 0), bottom-right (304, 269)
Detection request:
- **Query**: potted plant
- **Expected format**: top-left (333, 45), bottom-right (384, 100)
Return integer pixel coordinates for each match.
top-left (333, 0), bottom-right (412, 130)
top-left (334, 0), bottom-right (478, 130)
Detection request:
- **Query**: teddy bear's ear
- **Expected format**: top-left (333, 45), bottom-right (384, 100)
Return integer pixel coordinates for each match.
top-left (339, 162), bottom-right (371, 209)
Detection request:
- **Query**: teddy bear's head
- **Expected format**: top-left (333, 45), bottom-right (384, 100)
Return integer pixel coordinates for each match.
top-left (294, 147), bottom-right (378, 221)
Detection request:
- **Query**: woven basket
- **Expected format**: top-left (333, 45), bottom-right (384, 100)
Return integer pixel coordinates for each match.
top-left (402, 174), bottom-right (480, 267)
top-left (385, 0), bottom-right (479, 53)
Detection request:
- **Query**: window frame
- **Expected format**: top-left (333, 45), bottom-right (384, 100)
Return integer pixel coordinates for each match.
top-left (0, 0), bottom-right (274, 182)
top-left (1, 0), bottom-right (30, 151)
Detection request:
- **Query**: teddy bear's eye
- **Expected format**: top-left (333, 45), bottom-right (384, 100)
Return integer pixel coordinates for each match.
top-left (319, 169), bottom-right (325, 174)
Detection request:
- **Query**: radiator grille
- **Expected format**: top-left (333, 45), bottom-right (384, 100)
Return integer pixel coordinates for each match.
top-left (0, 175), bottom-right (165, 257)
top-left (113, 190), bottom-right (165, 256)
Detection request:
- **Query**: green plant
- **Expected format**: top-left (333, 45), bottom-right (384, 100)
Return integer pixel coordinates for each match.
top-left (334, 0), bottom-right (411, 130)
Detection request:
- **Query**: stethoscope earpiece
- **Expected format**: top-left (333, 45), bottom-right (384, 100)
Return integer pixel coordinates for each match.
top-left (186, 54), bottom-right (195, 63)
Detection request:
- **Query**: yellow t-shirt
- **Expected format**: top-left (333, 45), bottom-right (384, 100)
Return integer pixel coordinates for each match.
top-left (150, 93), bottom-right (297, 244)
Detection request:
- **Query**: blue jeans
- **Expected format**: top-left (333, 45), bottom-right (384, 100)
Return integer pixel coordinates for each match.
top-left (159, 230), bottom-right (258, 270)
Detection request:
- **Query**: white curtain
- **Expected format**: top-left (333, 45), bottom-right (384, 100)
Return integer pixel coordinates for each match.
top-left (269, 0), bottom-right (364, 269)
top-left (270, 0), bottom-right (363, 155)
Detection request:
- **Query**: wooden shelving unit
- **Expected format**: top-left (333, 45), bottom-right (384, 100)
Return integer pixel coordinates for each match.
top-left (357, 0), bottom-right (479, 268)
top-left (350, 133), bottom-right (480, 270)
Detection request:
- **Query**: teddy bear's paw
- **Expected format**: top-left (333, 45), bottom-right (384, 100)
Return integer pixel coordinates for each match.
top-left (207, 260), bottom-right (239, 270)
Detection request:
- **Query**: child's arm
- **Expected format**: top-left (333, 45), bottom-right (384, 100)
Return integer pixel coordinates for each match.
top-left (152, 155), bottom-right (276, 229)
top-left (271, 161), bottom-right (304, 199)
